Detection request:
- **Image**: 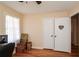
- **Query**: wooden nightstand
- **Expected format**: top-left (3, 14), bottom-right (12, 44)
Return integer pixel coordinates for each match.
top-left (26, 42), bottom-right (32, 51)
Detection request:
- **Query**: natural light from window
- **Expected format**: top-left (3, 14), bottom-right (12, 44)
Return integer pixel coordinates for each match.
top-left (6, 15), bottom-right (20, 43)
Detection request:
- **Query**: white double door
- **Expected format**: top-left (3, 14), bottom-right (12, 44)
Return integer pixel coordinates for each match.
top-left (43, 17), bottom-right (71, 52)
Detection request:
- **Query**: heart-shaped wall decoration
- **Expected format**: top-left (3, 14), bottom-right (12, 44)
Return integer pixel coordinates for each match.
top-left (58, 25), bottom-right (64, 30)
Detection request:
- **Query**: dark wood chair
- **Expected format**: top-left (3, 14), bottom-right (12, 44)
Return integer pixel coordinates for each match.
top-left (16, 33), bottom-right (28, 52)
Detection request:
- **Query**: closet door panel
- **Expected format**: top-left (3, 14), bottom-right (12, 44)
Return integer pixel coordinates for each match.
top-left (54, 17), bottom-right (71, 52)
top-left (43, 18), bottom-right (54, 49)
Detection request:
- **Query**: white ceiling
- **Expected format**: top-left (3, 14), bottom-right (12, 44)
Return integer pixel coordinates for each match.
top-left (0, 1), bottom-right (79, 14)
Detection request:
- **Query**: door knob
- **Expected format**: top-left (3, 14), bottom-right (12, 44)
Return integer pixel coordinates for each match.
top-left (55, 35), bottom-right (56, 38)
top-left (51, 35), bottom-right (53, 37)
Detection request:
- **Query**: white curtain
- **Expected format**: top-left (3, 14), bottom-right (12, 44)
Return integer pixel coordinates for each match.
top-left (6, 15), bottom-right (20, 43)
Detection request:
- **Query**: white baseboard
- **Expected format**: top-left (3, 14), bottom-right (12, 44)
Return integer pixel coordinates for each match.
top-left (32, 46), bottom-right (43, 49)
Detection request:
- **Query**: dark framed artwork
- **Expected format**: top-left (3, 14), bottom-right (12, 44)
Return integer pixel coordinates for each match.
top-left (0, 35), bottom-right (8, 43)
top-left (58, 25), bottom-right (64, 30)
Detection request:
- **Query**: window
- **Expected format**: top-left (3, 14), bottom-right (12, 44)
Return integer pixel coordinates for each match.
top-left (6, 15), bottom-right (20, 43)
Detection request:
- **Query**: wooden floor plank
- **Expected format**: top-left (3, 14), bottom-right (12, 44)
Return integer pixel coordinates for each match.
top-left (14, 49), bottom-right (73, 57)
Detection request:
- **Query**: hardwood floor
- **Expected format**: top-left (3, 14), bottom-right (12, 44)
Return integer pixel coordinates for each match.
top-left (71, 45), bottom-right (79, 57)
top-left (14, 49), bottom-right (75, 57)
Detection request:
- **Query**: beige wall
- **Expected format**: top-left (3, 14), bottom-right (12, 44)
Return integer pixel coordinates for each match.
top-left (68, 4), bottom-right (79, 16)
top-left (0, 13), bottom-right (5, 34)
top-left (0, 4), bottom-right (23, 34)
top-left (22, 11), bottom-right (69, 48)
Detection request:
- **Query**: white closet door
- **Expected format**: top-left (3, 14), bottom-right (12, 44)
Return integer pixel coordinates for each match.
top-left (54, 17), bottom-right (71, 52)
top-left (43, 18), bottom-right (55, 49)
